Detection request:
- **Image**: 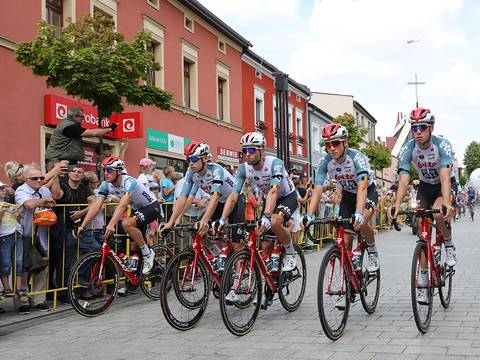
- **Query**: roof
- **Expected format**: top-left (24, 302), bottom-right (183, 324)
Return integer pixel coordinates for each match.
top-left (177, 0), bottom-right (252, 49)
top-left (243, 49), bottom-right (310, 96)
top-left (353, 100), bottom-right (377, 124)
top-left (311, 91), bottom-right (353, 98)
top-left (308, 102), bottom-right (333, 121)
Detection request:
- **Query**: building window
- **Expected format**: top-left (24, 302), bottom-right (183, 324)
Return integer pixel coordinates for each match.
top-left (296, 109), bottom-right (303, 137)
top-left (296, 94), bottom-right (301, 102)
top-left (184, 15), bottom-right (194, 32)
top-left (288, 104), bottom-right (293, 134)
top-left (46, 0), bottom-right (63, 26)
top-left (183, 60), bottom-right (192, 108)
top-left (143, 16), bottom-right (165, 89)
top-left (312, 125), bottom-right (320, 152)
top-left (255, 70), bottom-right (262, 80)
top-left (91, 0), bottom-right (117, 28)
top-left (218, 39), bottom-right (226, 54)
top-left (182, 41), bottom-right (198, 111)
top-left (254, 86), bottom-right (265, 125)
top-left (147, 0), bottom-right (159, 10)
top-left (356, 111), bottom-right (360, 125)
top-left (216, 63), bottom-right (230, 122)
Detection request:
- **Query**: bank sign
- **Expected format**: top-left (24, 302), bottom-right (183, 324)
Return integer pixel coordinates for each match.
top-left (146, 128), bottom-right (191, 154)
top-left (44, 94), bottom-right (143, 139)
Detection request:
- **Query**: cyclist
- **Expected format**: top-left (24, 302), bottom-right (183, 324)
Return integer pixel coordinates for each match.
top-left (219, 132), bottom-right (298, 275)
top-left (387, 107), bottom-right (455, 304)
top-left (455, 191), bottom-right (464, 220)
top-left (78, 157), bottom-right (160, 275)
top-left (160, 141), bottom-right (244, 255)
top-left (302, 123), bottom-right (380, 273)
top-left (466, 186), bottom-right (477, 219)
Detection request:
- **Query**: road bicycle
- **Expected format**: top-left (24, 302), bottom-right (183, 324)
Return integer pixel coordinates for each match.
top-left (219, 223), bottom-right (306, 336)
top-left (160, 224), bottom-right (234, 331)
top-left (68, 232), bottom-right (172, 317)
top-left (391, 207), bottom-right (454, 333)
top-left (305, 217), bottom-right (380, 340)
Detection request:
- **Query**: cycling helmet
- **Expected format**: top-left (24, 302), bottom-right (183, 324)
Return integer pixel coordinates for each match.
top-left (409, 107), bottom-right (435, 124)
top-left (321, 123), bottom-right (348, 143)
top-left (240, 132), bottom-right (265, 148)
top-left (184, 141), bottom-right (211, 158)
top-left (102, 156), bottom-right (126, 170)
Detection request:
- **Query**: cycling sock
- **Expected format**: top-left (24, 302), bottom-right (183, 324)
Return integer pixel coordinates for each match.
top-left (140, 244), bottom-right (151, 256)
top-left (284, 241), bottom-right (295, 255)
top-left (420, 269), bottom-right (428, 286)
top-left (367, 243), bottom-right (377, 254)
top-left (444, 237), bottom-right (454, 247)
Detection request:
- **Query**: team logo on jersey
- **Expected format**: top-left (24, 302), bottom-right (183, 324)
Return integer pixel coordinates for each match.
top-left (336, 168), bottom-right (341, 172)
top-left (418, 161), bottom-right (437, 169)
top-left (428, 153), bottom-right (435, 160)
top-left (419, 155), bottom-right (424, 159)
top-left (254, 176), bottom-right (260, 180)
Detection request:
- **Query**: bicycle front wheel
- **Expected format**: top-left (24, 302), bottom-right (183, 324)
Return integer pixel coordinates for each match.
top-left (219, 249), bottom-right (262, 336)
top-left (140, 244), bottom-right (173, 300)
top-left (317, 246), bottom-right (351, 340)
top-left (411, 241), bottom-right (433, 333)
top-left (160, 250), bottom-right (210, 331)
top-left (360, 247), bottom-right (380, 314)
top-left (68, 251), bottom-right (119, 317)
top-left (278, 243), bottom-right (307, 312)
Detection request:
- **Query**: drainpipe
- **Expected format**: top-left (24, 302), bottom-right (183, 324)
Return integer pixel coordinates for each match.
top-left (306, 94), bottom-right (312, 178)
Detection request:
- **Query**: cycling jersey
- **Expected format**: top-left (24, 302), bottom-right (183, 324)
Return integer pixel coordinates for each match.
top-left (398, 135), bottom-right (452, 185)
top-left (97, 175), bottom-right (156, 210)
top-left (315, 148), bottom-right (374, 194)
top-left (467, 191), bottom-right (476, 205)
top-left (180, 163), bottom-right (235, 203)
top-left (233, 156), bottom-right (295, 198)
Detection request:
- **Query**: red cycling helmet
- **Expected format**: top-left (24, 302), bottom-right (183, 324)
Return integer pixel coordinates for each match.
top-left (102, 156), bottom-right (125, 170)
top-left (184, 141), bottom-right (211, 158)
top-left (321, 123), bottom-right (348, 143)
top-left (409, 107), bottom-right (435, 124)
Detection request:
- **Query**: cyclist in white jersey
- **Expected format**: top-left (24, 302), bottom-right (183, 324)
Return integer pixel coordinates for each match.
top-left (387, 108), bottom-right (456, 304)
top-left (302, 123), bottom-right (380, 272)
top-left (218, 132), bottom-right (299, 275)
top-left (78, 157), bottom-right (160, 275)
top-left (160, 141), bottom-right (244, 243)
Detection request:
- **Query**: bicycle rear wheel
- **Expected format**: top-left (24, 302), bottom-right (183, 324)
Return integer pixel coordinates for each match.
top-left (278, 243), bottom-right (307, 312)
top-left (160, 250), bottom-right (210, 331)
top-left (359, 247), bottom-right (380, 314)
top-left (411, 241), bottom-right (433, 333)
top-left (140, 244), bottom-right (173, 300)
top-left (68, 251), bottom-right (119, 317)
top-left (438, 244), bottom-right (453, 308)
top-left (219, 249), bottom-right (262, 336)
top-left (317, 246), bottom-right (351, 340)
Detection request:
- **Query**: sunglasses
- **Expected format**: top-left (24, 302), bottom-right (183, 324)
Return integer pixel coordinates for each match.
top-left (324, 140), bottom-right (342, 149)
top-left (104, 167), bottom-right (117, 174)
top-left (411, 124), bottom-right (429, 133)
top-left (242, 147), bottom-right (258, 154)
top-left (28, 176), bottom-right (45, 181)
top-left (187, 156), bottom-right (200, 163)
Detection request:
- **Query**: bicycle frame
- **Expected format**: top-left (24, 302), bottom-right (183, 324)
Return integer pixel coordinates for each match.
top-left (415, 216), bottom-right (443, 288)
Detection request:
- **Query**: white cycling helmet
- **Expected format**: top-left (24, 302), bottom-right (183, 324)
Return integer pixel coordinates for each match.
top-left (102, 156), bottom-right (126, 171)
top-left (240, 132), bottom-right (265, 148)
top-left (321, 123), bottom-right (348, 143)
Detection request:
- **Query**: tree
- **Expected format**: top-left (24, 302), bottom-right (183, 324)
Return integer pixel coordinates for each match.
top-left (459, 174), bottom-right (467, 188)
top-left (463, 141), bottom-right (480, 178)
top-left (333, 113), bottom-right (368, 150)
top-left (15, 14), bottom-right (172, 120)
top-left (363, 142), bottom-right (392, 171)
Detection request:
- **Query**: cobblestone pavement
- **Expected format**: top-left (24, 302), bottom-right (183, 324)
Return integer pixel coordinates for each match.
top-left (1, 218), bottom-right (479, 360)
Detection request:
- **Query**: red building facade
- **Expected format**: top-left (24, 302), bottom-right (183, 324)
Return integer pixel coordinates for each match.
top-left (0, 0), bottom-right (251, 180)
top-left (241, 50), bottom-right (310, 174)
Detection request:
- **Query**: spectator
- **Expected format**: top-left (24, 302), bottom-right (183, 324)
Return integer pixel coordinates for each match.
top-left (45, 106), bottom-right (118, 164)
top-left (0, 182), bottom-right (27, 314)
top-left (161, 166), bottom-right (176, 222)
top-left (81, 171), bottom-right (104, 252)
top-left (138, 158), bottom-right (156, 188)
top-left (94, 141), bottom-right (128, 180)
top-left (243, 181), bottom-right (260, 224)
top-left (53, 165), bottom-right (94, 303)
top-left (173, 177), bottom-right (209, 224)
top-left (15, 166), bottom-right (62, 314)
top-left (4, 161), bottom-right (25, 191)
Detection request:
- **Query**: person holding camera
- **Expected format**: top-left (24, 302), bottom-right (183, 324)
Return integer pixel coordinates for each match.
top-left (45, 106), bottom-right (118, 164)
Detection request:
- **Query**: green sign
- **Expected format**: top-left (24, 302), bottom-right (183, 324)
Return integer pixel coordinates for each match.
top-left (146, 128), bottom-right (192, 154)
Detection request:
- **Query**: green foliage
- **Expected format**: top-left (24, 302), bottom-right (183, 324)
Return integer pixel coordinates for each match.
top-left (363, 142), bottom-right (392, 171)
top-left (463, 141), bottom-right (480, 178)
top-left (333, 113), bottom-right (368, 150)
top-left (459, 174), bottom-right (467, 187)
top-left (15, 14), bottom-right (172, 119)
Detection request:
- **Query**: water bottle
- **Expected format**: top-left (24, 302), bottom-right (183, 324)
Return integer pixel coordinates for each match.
top-left (218, 245), bottom-right (230, 272)
top-left (130, 253), bottom-right (139, 272)
top-left (119, 252), bottom-right (130, 268)
top-left (432, 245), bottom-right (441, 265)
top-left (269, 247), bottom-right (281, 272)
top-left (352, 247), bottom-right (362, 272)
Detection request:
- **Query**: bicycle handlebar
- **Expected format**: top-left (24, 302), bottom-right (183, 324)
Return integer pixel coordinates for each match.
top-left (390, 205), bottom-right (447, 232)
top-left (303, 216), bottom-right (354, 229)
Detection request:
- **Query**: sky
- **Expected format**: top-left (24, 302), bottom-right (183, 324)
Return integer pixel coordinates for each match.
top-left (199, 0), bottom-right (480, 163)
